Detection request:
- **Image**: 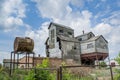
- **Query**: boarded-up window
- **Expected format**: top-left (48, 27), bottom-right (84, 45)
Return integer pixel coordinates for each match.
top-left (87, 43), bottom-right (93, 48)
top-left (88, 34), bottom-right (93, 39)
top-left (59, 30), bottom-right (63, 33)
top-left (51, 29), bottom-right (54, 38)
top-left (51, 29), bottom-right (55, 43)
top-left (50, 29), bottom-right (55, 48)
top-left (68, 32), bottom-right (72, 35)
top-left (78, 38), bottom-right (82, 41)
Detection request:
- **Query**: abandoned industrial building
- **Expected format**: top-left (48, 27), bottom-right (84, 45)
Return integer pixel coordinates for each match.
top-left (3, 22), bottom-right (109, 70)
top-left (45, 22), bottom-right (108, 65)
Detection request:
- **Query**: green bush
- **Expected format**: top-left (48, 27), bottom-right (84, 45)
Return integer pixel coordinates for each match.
top-left (80, 76), bottom-right (93, 80)
top-left (25, 58), bottom-right (55, 80)
top-left (11, 69), bottom-right (27, 80)
top-left (99, 61), bottom-right (107, 68)
top-left (61, 62), bottom-right (72, 80)
top-left (114, 53), bottom-right (120, 80)
top-left (24, 69), bottom-right (35, 80)
top-left (0, 67), bottom-right (10, 80)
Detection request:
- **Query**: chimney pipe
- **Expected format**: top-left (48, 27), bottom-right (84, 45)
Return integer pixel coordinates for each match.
top-left (82, 30), bottom-right (84, 34)
top-left (38, 54), bottom-right (40, 57)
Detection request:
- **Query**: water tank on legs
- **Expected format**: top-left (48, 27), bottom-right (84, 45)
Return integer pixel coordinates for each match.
top-left (14, 37), bottom-right (34, 52)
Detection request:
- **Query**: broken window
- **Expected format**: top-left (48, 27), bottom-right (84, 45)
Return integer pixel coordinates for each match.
top-left (51, 29), bottom-right (55, 43)
top-left (87, 43), bottom-right (93, 48)
top-left (59, 30), bottom-right (63, 33)
top-left (68, 32), bottom-right (72, 35)
top-left (78, 38), bottom-right (82, 41)
top-left (89, 34), bottom-right (92, 39)
top-left (51, 29), bottom-right (54, 38)
top-left (74, 47), bottom-right (77, 50)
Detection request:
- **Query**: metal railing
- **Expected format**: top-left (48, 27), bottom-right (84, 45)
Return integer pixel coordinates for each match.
top-left (59, 65), bottom-right (120, 80)
top-left (8, 65), bottom-right (120, 80)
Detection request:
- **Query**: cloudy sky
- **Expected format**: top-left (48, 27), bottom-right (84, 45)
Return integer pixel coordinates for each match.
top-left (0, 0), bottom-right (120, 63)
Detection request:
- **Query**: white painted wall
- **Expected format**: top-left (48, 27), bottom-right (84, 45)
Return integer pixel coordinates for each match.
top-left (49, 41), bottom-right (62, 58)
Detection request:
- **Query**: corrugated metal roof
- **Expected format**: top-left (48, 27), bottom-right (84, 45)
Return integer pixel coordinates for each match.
top-left (48, 22), bottom-right (73, 30)
top-left (80, 35), bottom-right (101, 43)
top-left (57, 35), bottom-right (79, 42)
top-left (76, 32), bottom-right (95, 38)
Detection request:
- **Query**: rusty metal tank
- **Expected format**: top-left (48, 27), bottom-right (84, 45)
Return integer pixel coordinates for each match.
top-left (14, 37), bottom-right (34, 52)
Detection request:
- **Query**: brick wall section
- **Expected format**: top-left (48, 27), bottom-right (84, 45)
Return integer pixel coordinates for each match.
top-left (19, 56), bottom-right (33, 68)
top-left (19, 56), bottom-right (62, 68)
top-left (34, 57), bottom-right (62, 68)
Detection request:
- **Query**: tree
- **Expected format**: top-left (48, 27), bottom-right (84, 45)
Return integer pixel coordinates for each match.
top-left (114, 53), bottom-right (120, 80)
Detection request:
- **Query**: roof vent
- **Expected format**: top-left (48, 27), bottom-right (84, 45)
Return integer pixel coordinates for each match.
top-left (82, 30), bottom-right (84, 34)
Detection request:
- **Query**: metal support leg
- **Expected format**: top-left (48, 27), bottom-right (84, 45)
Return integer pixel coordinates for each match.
top-left (17, 53), bottom-right (19, 69)
top-left (108, 57), bottom-right (113, 80)
top-left (33, 53), bottom-right (35, 67)
top-left (59, 66), bottom-right (62, 80)
top-left (28, 53), bottom-right (29, 68)
top-left (13, 52), bottom-right (15, 70)
top-left (26, 53), bottom-right (27, 69)
top-left (10, 52), bottom-right (13, 76)
top-left (57, 69), bottom-right (60, 80)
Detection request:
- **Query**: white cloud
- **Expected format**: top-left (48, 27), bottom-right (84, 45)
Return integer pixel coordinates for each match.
top-left (25, 22), bottom-right (49, 57)
top-left (0, 51), bottom-right (10, 64)
top-left (52, 10), bottom-right (92, 36)
top-left (0, 0), bottom-right (26, 32)
top-left (93, 23), bottom-right (113, 36)
top-left (102, 11), bottom-right (120, 26)
top-left (32, 0), bottom-right (71, 19)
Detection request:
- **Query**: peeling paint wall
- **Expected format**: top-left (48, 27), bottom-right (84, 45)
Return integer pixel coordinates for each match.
top-left (61, 40), bottom-right (81, 63)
